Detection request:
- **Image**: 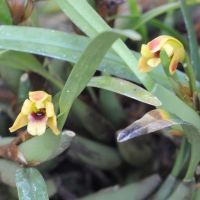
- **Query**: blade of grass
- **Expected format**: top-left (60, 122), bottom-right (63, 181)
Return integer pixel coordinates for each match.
top-left (130, 0), bottom-right (199, 30)
top-left (88, 76), bottom-right (162, 106)
top-left (179, 0), bottom-right (200, 81)
top-left (127, 0), bottom-right (148, 44)
top-left (0, 26), bottom-right (199, 92)
top-left (54, 0), bottom-right (155, 91)
top-left (58, 29), bottom-right (143, 128)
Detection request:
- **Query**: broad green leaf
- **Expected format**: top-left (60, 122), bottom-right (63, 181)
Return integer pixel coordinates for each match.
top-left (18, 128), bottom-right (61, 163)
top-left (16, 168), bottom-right (49, 200)
top-left (47, 130), bottom-right (75, 160)
top-left (0, 26), bottom-right (199, 93)
top-left (117, 109), bottom-right (200, 180)
top-left (0, 0), bottom-right (12, 25)
top-left (88, 76), bottom-right (162, 106)
top-left (59, 29), bottom-right (142, 128)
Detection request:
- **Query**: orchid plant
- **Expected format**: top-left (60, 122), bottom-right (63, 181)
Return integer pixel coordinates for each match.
top-left (0, 0), bottom-right (200, 200)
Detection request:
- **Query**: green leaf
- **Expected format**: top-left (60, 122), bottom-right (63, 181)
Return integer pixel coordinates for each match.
top-left (79, 174), bottom-right (161, 200)
top-left (152, 175), bottom-right (177, 200)
top-left (16, 168), bottom-right (49, 200)
top-left (0, 26), bottom-right (199, 93)
top-left (0, 0), bottom-right (12, 25)
top-left (179, 0), bottom-right (200, 82)
top-left (117, 109), bottom-right (200, 180)
top-left (53, 0), bottom-right (155, 91)
top-left (167, 178), bottom-right (195, 200)
top-left (0, 50), bottom-right (63, 89)
top-left (72, 135), bottom-right (122, 170)
top-left (130, 0), bottom-right (199, 30)
top-left (0, 159), bottom-right (21, 187)
top-left (58, 29), bottom-right (142, 128)
top-left (88, 76), bottom-right (162, 106)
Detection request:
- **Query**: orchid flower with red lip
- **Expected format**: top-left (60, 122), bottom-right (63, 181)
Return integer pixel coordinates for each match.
top-left (9, 91), bottom-right (60, 136)
top-left (138, 35), bottom-right (185, 75)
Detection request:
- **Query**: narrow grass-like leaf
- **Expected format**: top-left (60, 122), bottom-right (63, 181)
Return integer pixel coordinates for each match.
top-left (59, 29), bottom-right (142, 128)
top-left (0, 26), bottom-right (199, 92)
top-left (126, 0), bottom-right (148, 45)
top-left (16, 168), bottom-right (48, 200)
top-left (179, 0), bottom-right (200, 81)
top-left (18, 128), bottom-right (61, 163)
top-left (88, 76), bottom-right (162, 106)
top-left (0, 0), bottom-right (12, 25)
top-left (130, 0), bottom-right (199, 30)
top-left (54, 0), bottom-right (155, 91)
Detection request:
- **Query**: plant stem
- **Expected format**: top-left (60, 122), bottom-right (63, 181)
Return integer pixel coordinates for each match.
top-left (171, 137), bottom-right (190, 177)
top-left (183, 54), bottom-right (197, 95)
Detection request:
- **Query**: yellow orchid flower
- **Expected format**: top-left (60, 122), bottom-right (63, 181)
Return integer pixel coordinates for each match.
top-left (9, 91), bottom-right (60, 136)
top-left (138, 35), bottom-right (185, 75)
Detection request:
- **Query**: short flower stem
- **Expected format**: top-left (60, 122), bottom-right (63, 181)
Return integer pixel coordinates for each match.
top-left (171, 137), bottom-right (190, 177)
top-left (183, 54), bottom-right (197, 95)
top-left (160, 50), bottom-right (179, 84)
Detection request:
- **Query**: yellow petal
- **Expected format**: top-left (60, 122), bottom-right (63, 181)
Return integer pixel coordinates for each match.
top-left (147, 58), bottom-right (161, 68)
top-left (45, 102), bottom-right (54, 117)
top-left (29, 91), bottom-right (51, 103)
top-left (27, 120), bottom-right (47, 136)
top-left (141, 44), bottom-right (152, 58)
top-left (147, 35), bottom-right (183, 53)
top-left (162, 40), bottom-right (182, 57)
top-left (47, 113), bottom-right (60, 135)
top-left (21, 99), bottom-right (33, 115)
top-left (34, 102), bottom-right (45, 110)
top-left (9, 113), bottom-right (28, 132)
top-left (169, 48), bottom-right (185, 75)
top-left (138, 57), bottom-right (155, 73)
top-left (27, 111), bottom-right (48, 136)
